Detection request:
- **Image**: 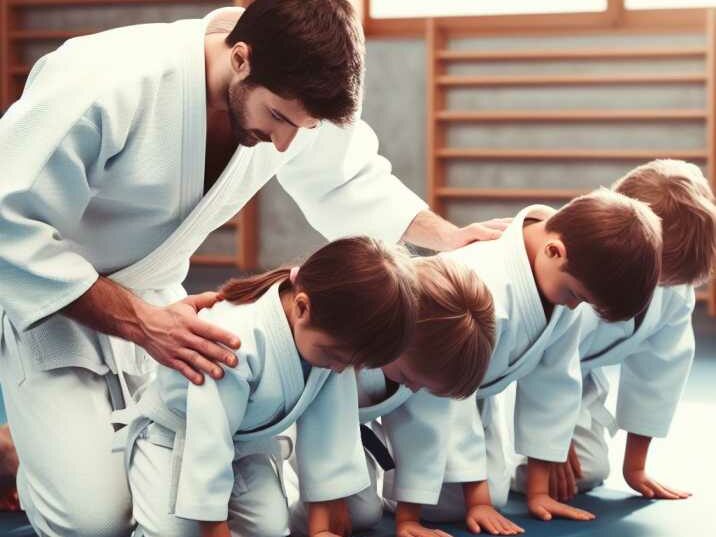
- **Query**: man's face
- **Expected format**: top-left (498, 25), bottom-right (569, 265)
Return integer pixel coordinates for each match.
top-left (227, 80), bottom-right (320, 152)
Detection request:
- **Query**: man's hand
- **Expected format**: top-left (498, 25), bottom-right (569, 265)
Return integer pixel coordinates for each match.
top-left (64, 277), bottom-right (241, 385)
top-left (527, 493), bottom-right (595, 522)
top-left (450, 219), bottom-right (511, 248)
top-left (465, 504), bottom-right (524, 535)
top-left (396, 520), bottom-right (452, 537)
top-left (549, 442), bottom-right (582, 501)
top-left (137, 292), bottom-right (240, 384)
top-left (402, 210), bottom-right (510, 251)
top-left (623, 469), bottom-right (691, 500)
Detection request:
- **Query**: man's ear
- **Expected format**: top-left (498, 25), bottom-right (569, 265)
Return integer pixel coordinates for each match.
top-left (230, 41), bottom-right (252, 81)
top-left (545, 239), bottom-right (567, 261)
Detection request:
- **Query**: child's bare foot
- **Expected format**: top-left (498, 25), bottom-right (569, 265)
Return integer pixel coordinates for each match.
top-left (0, 425), bottom-right (20, 511)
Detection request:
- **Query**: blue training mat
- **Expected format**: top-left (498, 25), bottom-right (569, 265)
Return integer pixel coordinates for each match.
top-left (352, 488), bottom-right (714, 537)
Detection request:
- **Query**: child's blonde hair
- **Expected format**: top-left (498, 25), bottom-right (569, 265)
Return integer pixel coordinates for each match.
top-left (613, 159), bottom-right (716, 286)
top-left (220, 237), bottom-right (419, 369)
top-left (546, 189), bottom-right (662, 322)
top-left (406, 256), bottom-right (495, 399)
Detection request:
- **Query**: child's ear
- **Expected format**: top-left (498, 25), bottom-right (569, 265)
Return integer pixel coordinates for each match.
top-left (545, 240), bottom-right (567, 261)
top-left (294, 292), bottom-right (312, 323)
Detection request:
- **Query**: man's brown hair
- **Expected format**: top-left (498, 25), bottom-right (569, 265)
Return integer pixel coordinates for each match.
top-left (226, 0), bottom-right (364, 125)
top-left (613, 159), bottom-right (716, 286)
top-left (546, 189), bottom-right (662, 322)
top-left (405, 257), bottom-right (496, 399)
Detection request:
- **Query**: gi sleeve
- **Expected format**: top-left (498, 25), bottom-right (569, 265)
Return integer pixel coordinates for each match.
top-left (276, 118), bottom-right (427, 244)
top-left (444, 396), bottom-right (488, 484)
top-left (381, 390), bottom-right (452, 505)
top-left (0, 50), bottom-right (139, 330)
top-left (616, 287), bottom-right (695, 438)
top-left (294, 368), bottom-right (369, 502)
top-left (514, 314), bottom-right (583, 462)
top-left (174, 362), bottom-right (252, 521)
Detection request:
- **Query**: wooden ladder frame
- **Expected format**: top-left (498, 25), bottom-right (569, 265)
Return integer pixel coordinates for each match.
top-left (427, 11), bottom-right (716, 315)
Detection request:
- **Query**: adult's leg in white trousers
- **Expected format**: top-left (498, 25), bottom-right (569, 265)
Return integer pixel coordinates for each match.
top-left (0, 349), bottom-right (132, 537)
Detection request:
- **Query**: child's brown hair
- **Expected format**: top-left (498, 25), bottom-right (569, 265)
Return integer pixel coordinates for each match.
top-left (546, 189), bottom-right (662, 322)
top-left (613, 159), bottom-right (716, 286)
top-left (406, 256), bottom-right (496, 399)
top-left (220, 237), bottom-right (418, 369)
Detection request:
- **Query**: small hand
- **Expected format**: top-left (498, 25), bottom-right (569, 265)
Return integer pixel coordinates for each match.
top-left (397, 520), bottom-right (453, 537)
top-left (549, 443), bottom-right (583, 501)
top-left (527, 493), bottom-right (595, 521)
top-left (313, 532), bottom-right (343, 537)
top-left (139, 292), bottom-right (240, 384)
top-left (465, 504), bottom-right (525, 535)
top-left (623, 469), bottom-right (691, 500)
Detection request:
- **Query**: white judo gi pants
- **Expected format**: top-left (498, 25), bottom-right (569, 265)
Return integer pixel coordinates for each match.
top-left (512, 371), bottom-right (611, 494)
top-left (0, 343), bottom-right (133, 537)
top-left (129, 435), bottom-right (289, 537)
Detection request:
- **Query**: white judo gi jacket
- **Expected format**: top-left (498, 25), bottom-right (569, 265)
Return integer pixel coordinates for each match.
top-left (293, 368), bottom-right (452, 505)
top-left (0, 12), bottom-right (426, 376)
top-left (121, 283), bottom-right (363, 522)
top-left (577, 284), bottom-right (695, 438)
top-left (442, 207), bottom-right (584, 483)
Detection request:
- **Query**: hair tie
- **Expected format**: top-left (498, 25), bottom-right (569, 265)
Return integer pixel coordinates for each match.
top-left (289, 266), bottom-right (300, 285)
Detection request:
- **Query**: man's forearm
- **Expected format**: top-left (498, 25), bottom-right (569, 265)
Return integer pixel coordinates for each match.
top-left (62, 276), bottom-right (150, 344)
top-left (401, 210), bottom-right (458, 251)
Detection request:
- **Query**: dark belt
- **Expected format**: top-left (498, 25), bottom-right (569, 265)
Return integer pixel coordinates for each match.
top-left (360, 424), bottom-right (395, 471)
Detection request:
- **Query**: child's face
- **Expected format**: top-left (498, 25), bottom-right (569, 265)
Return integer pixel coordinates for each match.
top-left (381, 355), bottom-right (448, 396)
top-left (289, 291), bottom-right (354, 373)
top-left (533, 239), bottom-right (594, 310)
top-left (293, 324), bottom-right (354, 373)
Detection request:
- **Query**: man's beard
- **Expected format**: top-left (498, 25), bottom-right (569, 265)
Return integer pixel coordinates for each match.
top-left (227, 81), bottom-right (270, 147)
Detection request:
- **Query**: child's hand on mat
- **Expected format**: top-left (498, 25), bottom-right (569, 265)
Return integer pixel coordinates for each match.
top-left (465, 504), bottom-right (524, 535)
top-left (396, 520), bottom-right (453, 537)
top-left (308, 499), bottom-right (352, 537)
top-left (623, 469), bottom-right (691, 500)
top-left (527, 493), bottom-right (595, 521)
top-left (549, 442), bottom-right (582, 501)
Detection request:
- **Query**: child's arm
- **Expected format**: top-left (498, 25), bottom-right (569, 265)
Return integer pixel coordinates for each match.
top-left (616, 288), bottom-right (695, 500)
top-left (395, 502), bottom-right (452, 537)
top-left (200, 521), bottom-right (231, 537)
top-left (526, 458), bottom-right (595, 521)
top-left (307, 499), bottom-right (351, 537)
top-left (547, 440), bottom-right (582, 502)
top-left (463, 481), bottom-right (524, 535)
top-left (623, 432), bottom-right (691, 500)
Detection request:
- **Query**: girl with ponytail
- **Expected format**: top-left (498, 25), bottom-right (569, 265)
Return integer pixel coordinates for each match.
top-left (126, 236), bottom-right (419, 537)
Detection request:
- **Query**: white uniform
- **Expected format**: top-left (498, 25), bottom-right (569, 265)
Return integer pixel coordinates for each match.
top-left (125, 283), bottom-right (363, 537)
top-left (423, 207), bottom-right (584, 519)
top-left (0, 9), bottom-right (426, 536)
top-left (286, 369), bottom-right (452, 534)
top-left (566, 285), bottom-right (695, 490)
